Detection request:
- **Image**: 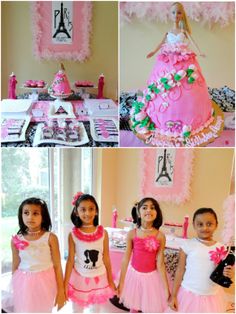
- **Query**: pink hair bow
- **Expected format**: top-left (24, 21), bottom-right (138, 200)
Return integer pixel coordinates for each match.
top-left (72, 191), bottom-right (84, 206)
top-left (12, 235), bottom-right (29, 250)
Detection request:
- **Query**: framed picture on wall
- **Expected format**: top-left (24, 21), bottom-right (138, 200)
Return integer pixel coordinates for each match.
top-left (140, 148), bottom-right (194, 204)
top-left (32, 1), bottom-right (92, 61)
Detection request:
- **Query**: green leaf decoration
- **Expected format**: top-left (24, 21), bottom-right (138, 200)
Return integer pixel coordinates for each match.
top-left (164, 83), bottom-right (171, 90)
top-left (174, 74), bottom-right (181, 81)
top-left (154, 87), bottom-right (160, 94)
top-left (138, 102), bottom-right (145, 109)
top-left (141, 116), bottom-right (150, 127)
top-left (186, 69), bottom-right (194, 77)
top-left (188, 77), bottom-right (195, 84)
top-left (132, 121), bottom-right (140, 129)
top-left (212, 109), bottom-right (216, 117)
top-left (148, 123), bottom-right (155, 130)
top-left (183, 131), bottom-right (191, 138)
top-left (146, 94), bottom-right (151, 101)
top-left (148, 83), bottom-right (156, 91)
top-left (160, 77), bottom-right (168, 84)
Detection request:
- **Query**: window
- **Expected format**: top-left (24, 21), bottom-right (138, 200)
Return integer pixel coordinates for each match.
top-left (1, 148), bottom-right (93, 273)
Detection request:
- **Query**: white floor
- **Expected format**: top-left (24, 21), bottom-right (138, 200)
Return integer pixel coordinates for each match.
top-left (57, 300), bottom-right (127, 313)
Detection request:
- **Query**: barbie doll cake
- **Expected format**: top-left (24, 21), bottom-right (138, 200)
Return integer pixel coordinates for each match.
top-left (130, 3), bottom-right (224, 147)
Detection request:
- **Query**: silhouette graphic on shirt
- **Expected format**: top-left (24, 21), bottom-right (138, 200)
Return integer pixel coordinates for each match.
top-left (84, 250), bottom-right (99, 267)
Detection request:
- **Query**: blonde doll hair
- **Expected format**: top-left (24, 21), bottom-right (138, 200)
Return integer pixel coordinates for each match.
top-left (171, 2), bottom-right (192, 35)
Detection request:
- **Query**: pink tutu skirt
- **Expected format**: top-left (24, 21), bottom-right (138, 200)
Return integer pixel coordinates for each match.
top-left (12, 267), bottom-right (57, 313)
top-left (68, 268), bottom-right (115, 307)
top-left (166, 286), bottom-right (227, 313)
top-left (119, 265), bottom-right (168, 313)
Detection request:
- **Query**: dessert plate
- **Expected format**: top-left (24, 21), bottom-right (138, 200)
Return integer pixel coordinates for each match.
top-left (90, 118), bottom-right (118, 142)
top-left (33, 122), bottom-right (89, 146)
top-left (1, 116), bottom-right (31, 143)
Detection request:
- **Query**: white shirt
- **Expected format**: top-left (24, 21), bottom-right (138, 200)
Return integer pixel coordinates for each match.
top-left (71, 226), bottom-right (106, 277)
top-left (17, 232), bottom-right (53, 272)
top-left (181, 238), bottom-right (224, 295)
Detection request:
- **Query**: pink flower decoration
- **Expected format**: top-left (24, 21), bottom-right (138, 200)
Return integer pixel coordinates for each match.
top-left (72, 191), bottom-right (84, 206)
top-left (144, 236), bottom-right (160, 252)
top-left (209, 246), bottom-right (228, 265)
top-left (12, 235), bottom-right (29, 250)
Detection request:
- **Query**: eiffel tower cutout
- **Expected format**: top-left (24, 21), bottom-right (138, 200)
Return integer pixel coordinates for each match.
top-left (55, 106), bottom-right (68, 115)
top-left (156, 149), bottom-right (172, 182)
top-left (53, 2), bottom-right (71, 39)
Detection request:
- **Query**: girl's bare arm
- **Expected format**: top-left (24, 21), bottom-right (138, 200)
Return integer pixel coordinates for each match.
top-left (117, 230), bottom-right (134, 296)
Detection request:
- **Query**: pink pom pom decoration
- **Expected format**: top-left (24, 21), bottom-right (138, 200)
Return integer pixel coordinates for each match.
top-left (221, 194), bottom-right (235, 245)
top-left (120, 2), bottom-right (235, 28)
top-left (72, 191), bottom-right (84, 206)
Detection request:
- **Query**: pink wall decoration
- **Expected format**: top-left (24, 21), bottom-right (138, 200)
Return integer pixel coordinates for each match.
top-left (31, 2), bottom-right (92, 61)
top-left (140, 148), bottom-right (194, 204)
top-left (120, 2), bottom-right (235, 28)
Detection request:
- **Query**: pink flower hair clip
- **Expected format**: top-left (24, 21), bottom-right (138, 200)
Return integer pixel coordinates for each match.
top-left (72, 191), bottom-right (84, 206)
top-left (209, 246), bottom-right (228, 265)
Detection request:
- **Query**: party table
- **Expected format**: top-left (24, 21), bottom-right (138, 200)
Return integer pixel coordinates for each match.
top-left (1, 100), bottom-right (118, 147)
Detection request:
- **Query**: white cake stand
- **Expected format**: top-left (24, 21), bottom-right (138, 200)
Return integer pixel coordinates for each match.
top-left (21, 84), bottom-right (48, 101)
top-left (49, 93), bottom-right (75, 119)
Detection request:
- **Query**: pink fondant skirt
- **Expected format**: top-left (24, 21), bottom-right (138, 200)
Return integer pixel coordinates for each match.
top-left (165, 286), bottom-right (227, 313)
top-left (12, 267), bottom-right (57, 313)
top-left (119, 265), bottom-right (168, 313)
top-left (68, 268), bottom-right (115, 307)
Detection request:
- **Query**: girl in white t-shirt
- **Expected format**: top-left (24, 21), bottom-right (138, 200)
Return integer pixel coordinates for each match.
top-left (168, 207), bottom-right (234, 313)
top-left (11, 197), bottom-right (65, 313)
top-left (64, 192), bottom-right (116, 312)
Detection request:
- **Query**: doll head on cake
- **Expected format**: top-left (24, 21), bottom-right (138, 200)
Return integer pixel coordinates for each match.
top-left (48, 63), bottom-right (72, 96)
top-left (170, 2), bottom-right (191, 34)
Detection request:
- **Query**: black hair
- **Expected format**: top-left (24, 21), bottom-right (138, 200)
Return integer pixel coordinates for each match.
top-left (131, 197), bottom-right (163, 229)
top-left (71, 194), bottom-right (99, 227)
top-left (17, 197), bottom-right (52, 235)
top-left (193, 207), bottom-right (218, 224)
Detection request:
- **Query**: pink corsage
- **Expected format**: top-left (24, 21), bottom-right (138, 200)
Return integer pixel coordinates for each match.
top-left (72, 191), bottom-right (84, 206)
top-left (72, 225), bottom-right (104, 242)
top-left (144, 236), bottom-right (160, 252)
top-left (209, 246), bottom-right (228, 265)
top-left (12, 235), bottom-right (29, 250)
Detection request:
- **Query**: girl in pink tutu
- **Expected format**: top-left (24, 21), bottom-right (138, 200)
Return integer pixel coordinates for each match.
top-left (64, 192), bottom-right (116, 312)
top-left (118, 197), bottom-right (170, 312)
top-left (11, 197), bottom-right (65, 313)
top-left (168, 207), bottom-right (234, 313)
